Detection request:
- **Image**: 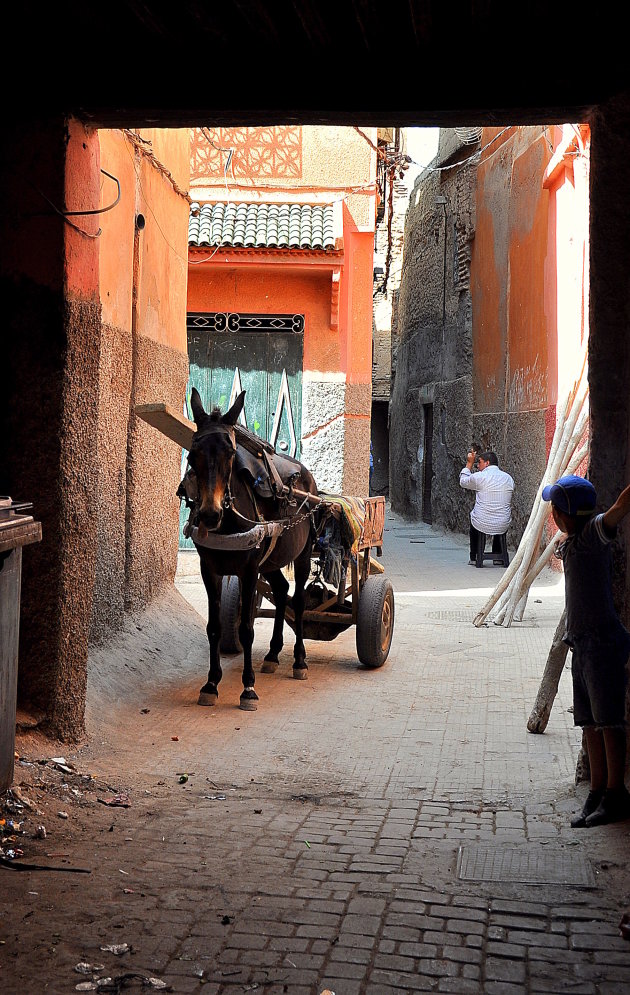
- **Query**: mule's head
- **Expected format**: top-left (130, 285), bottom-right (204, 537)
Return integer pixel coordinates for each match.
top-left (187, 387), bottom-right (245, 536)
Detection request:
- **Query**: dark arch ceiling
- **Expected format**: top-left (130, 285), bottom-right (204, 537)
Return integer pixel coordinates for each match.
top-left (8, 1), bottom-right (628, 128)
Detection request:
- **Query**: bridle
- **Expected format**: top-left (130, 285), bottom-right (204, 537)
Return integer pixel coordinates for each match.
top-left (180, 422), bottom-right (316, 563)
top-left (189, 422), bottom-right (238, 514)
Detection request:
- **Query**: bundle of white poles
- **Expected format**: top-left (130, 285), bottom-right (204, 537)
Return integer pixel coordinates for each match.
top-left (473, 355), bottom-right (589, 628)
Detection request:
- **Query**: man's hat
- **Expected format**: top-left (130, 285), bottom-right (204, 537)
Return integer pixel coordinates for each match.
top-left (541, 475), bottom-right (596, 516)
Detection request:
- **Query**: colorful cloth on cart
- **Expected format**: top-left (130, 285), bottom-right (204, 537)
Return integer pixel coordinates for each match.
top-left (319, 493), bottom-right (366, 555)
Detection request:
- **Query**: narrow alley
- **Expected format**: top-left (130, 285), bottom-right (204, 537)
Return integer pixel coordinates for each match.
top-left (2, 510), bottom-right (629, 993)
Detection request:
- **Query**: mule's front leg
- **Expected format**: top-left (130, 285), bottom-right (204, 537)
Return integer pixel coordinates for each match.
top-left (261, 569), bottom-right (289, 673)
top-left (238, 569), bottom-right (259, 710)
top-left (198, 563), bottom-right (222, 706)
top-left (292, 544), bottom-right (311, 680)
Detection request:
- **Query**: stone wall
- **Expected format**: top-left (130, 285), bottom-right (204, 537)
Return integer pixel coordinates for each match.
top-left (391, 132), bottom-right (477, 526)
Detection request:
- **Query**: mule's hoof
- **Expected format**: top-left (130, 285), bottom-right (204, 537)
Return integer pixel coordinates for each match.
top-left (261, 660), bottom-right (278, 674)
top-left (198, 691), bottom-right (218, 706)
top-left (292, 667), bottom-right (308, 681)
top-left (239, 688), bottom-right (259, 711)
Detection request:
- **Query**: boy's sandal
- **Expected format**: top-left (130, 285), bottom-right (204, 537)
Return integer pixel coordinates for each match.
top-left (570, 789), bottom-right (604, 828)
top-left (585, 787), bottom-right (630, 827)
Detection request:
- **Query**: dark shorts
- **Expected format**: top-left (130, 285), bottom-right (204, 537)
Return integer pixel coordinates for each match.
top-left (570, 629), bottom-right (630, 728)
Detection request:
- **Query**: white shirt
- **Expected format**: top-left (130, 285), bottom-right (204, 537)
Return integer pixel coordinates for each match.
top-left (459, 464), bottom-right (514, 534)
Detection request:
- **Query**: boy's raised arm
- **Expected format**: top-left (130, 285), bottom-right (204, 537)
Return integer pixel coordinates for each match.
top-left (603, 483), bottom-right (630, 531)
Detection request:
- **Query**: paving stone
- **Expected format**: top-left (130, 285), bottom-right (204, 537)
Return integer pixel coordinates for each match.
top-left (492, 913), bottom-right (548, 931)
top-left (483, 984), bottom-right (524, 995)
top-left (441, 944), bottom-right (483, 964)
top-left (490, 899), bottom-right (549, 915)
top-left (329, 944), bottom-right (373, 964)
top-left (462, 963), bottom-right (481, 980)
top-left (397, 942), bottom-right (438, 959)
top-left (484, 955), bottom-right (526, 983)
top-left (368, 970), bottom-right (435, 990)
top-left (570, 933), bottom-right (629, 951)
top-left (445, 917), bottom-right (485, 936)
top-left (437, 978), bottom-right (482, 993)
top-left (506, 924), bottom-right (572, 947)
top-left (373, 951), bottom-right (418, 973)
top-left (436, 905), bottom-right (486, 922)
top-left (417, 957), bottom-right (460, 978)
top-left (529, 983), bottom-right (595, 994)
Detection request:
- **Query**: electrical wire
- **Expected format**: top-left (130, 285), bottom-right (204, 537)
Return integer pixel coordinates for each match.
top-left (33, 168), bottom-right (121, 238)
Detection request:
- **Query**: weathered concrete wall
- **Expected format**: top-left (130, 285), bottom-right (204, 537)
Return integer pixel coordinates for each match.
top-left (90, 129), bottom-right (190, 641)
top-left (391, 133), bottom-right (476, 523)
top-left (0, 121), bottom-right (190, 738)
top-left (0, 120), bottom-right (102, 739)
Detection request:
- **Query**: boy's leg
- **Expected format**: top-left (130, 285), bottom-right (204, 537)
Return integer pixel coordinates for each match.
top-left (603, 727), bottom-right (627, 790)
top-left (585, 726), bottom-right (630, 826)
top-left (570, 727), bottom-right (606, 827)
top-left (584, 727), bottom-right (608, 791)
top-left (573, 633), bottom-right (630, 826)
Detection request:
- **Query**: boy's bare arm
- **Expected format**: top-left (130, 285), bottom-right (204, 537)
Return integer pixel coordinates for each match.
top-left (603, 483), bottom-right (630, 531)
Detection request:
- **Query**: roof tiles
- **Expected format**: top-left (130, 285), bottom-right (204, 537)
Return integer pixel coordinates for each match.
top-left (188, 202), bottom-right (337, 251)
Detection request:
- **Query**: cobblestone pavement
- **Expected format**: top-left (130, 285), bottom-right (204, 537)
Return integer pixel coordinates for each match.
top-left (3, 510), bottom-right (630, 994)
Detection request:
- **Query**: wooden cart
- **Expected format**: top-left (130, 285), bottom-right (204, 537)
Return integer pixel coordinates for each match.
top-left (219, 495), bottom-right (395, 669)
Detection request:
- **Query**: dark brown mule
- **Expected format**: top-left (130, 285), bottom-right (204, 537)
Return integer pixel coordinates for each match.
top-left (185, 388), bottom-right (318, 710)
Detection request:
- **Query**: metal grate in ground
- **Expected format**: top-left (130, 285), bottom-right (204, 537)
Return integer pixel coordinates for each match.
top-left (457, 844), bottom-right (597, 887)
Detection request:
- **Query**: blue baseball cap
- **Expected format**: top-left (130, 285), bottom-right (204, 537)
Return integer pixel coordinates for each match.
top-left (541, 475), bottom-right (596, 516)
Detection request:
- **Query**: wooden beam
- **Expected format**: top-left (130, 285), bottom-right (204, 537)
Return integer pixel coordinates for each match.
top-left (135, 403), bottom-right (195, 450)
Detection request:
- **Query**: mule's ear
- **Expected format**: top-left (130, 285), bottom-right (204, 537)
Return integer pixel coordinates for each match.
top-left (224, 390), bottom-right (246, 426)
top-left (189, 387), bottom-right (206, 426)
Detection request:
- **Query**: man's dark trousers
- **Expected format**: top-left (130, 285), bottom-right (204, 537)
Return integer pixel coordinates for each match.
top-left (470, 524), bottom-right (503, 560)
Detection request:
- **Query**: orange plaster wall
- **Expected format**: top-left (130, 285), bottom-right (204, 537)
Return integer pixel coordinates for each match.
top-left (136, 129), bottom-right (190, 352)
top-left (506, 136), bottom-right (551, 412)
top-left (98, 130), bottom-right (136, 331)
top-left (472, 128), bottom-right (552, 415)
top-left (342, 224), bottom-right (374, 385)
top-left (98, 128), bottom-right (190, 352)
top-left (188, 263), bottom-right (341, 372)
top-left (65, 120), bottom-right (100, 301)
top-left (471, 147), bottom-right (507, 411)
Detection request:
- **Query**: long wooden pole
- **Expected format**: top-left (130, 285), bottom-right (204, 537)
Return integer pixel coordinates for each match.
top-left (473, 367), bottom-right (588, 628)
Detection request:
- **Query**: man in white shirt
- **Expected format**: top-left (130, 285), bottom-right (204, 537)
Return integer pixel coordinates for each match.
top-left (459, 449), bottom-right (514, 564)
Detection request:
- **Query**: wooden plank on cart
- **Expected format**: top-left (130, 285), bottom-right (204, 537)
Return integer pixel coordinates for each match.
top-left (357, 496), bottom-right (385, 551)
top-left (135, 403), bottom-right (195, 450)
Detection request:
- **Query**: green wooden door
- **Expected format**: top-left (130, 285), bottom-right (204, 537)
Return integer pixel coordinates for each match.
top-left (179, 317), bottom-right (304, 548)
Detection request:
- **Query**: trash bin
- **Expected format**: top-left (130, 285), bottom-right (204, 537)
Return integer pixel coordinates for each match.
top-left (0, 497), bottom-right (42, 791)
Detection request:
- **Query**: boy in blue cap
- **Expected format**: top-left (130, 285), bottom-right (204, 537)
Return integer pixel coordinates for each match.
top-left (542, 475), bottom-right (630, 826)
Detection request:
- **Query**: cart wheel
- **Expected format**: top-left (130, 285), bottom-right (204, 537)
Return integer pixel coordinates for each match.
top-left (220, 575), bottom-right (242, 654)
top-left (356, 575), bottom-right (394, 668)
